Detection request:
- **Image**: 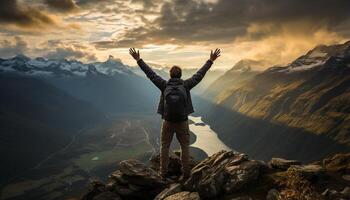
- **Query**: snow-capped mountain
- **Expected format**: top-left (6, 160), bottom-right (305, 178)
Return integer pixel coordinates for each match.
top-left (0, 54), bottom-right (136, 77)
top-left (269, 40), bottom-right (350, 73)
top-left (93, 55), bottom-right (135, 76)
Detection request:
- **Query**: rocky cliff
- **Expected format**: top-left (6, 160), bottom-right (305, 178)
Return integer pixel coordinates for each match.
top-left (81, 151), bottom-right (350, 200)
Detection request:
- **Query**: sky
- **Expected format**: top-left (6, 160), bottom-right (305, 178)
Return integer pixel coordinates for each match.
top-left (0, 0), bottom-right (350, 70)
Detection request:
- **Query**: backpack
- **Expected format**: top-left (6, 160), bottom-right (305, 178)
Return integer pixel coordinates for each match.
top-left (163, 83), bottom-right (188, 117)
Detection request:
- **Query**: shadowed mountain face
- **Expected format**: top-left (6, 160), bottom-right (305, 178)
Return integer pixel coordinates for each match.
top-left (0, 73), bottom-right (105, 183)
top-left (197, 41), bottom-right (350, 162)
top-left (205, 59), bottom-right (263, 99)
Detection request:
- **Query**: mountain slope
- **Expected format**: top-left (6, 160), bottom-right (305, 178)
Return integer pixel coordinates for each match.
top-left (0, 73), bottom-right (104, 183)
top-left (199, 41), bottom-right (350, 161)
top-left (205, 59), bottom-right (263, 99)
top-left (0, 55), bottom-right (159, 114)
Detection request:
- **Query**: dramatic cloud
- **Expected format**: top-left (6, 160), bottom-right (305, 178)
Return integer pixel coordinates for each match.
top-left (0, 37), bottom-right (29, 58)
top-left (0, 0), bottom-right (55, 28)
top-left (45, 0), bottom-right (79, 12)
top-left (44, 41), bottom-right (97, 61)
top-left (110, 0), bottom-right (350, 46)
top-left (0, 0), bottom-right (349, 69)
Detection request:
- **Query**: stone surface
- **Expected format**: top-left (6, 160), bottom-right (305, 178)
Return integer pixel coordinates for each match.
top-left (288, 164), bottom-right (325, 181)
top-left (81, 151), bottom-right (350, 200)
top-left (269, 158), bottom-right (301, 170)
top-left (323, 153), bottom-right (350, 173)
top-left (266, 189), bottom-right (280, 200)
top-left (184, 150), bottom-right (265, 199)
top-left (341, 187), bottom-right (350, 198)
top-left (164, 191), bottom-right (200, 200)
top-left (154, 183), bottom-right (183, 200)
top-left (118, 159), bottom-right (165, 187)
top-left (92, 191), bottom-right (121, 200)
top-left (230, 197), bottom-right (253, 200)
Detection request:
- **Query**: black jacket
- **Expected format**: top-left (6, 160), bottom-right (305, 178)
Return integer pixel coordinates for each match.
top-left (137, 59), bottom-right (213, 121)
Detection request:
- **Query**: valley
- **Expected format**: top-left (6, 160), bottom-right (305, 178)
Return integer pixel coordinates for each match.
top-left (0, 114), bottom-right (159, 200)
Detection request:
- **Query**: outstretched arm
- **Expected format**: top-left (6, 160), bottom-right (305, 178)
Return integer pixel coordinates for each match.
top-left (129, 48), bottom-right (166, 90)
top-left (184, 48), bottom-right (221, 90)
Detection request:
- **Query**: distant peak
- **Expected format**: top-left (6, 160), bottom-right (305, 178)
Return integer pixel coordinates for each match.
top-left (14, 54), bottom-right (30, 61)
top-left (230, 59), bottom-right (263, 72)
top-left (107, 55), bottom-right (122, 63)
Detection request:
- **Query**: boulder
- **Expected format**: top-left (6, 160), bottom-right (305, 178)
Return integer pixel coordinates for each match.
top-left (82, 180), bottom-right (108, 200)
top-left (323, 153), bottom-right (350, 174)
top-left (155, 183), bottom-right (183, 200)
top-left (184, 150), bottom-right (265, 199)
top-left (269, 158), bottom-right (301, 170)
top-left (342, 175), bottom-right (350, 181)
top-left (118, 159), bottom-right (165, 187)
top-left (266, 189), bottom-right (280, 200)
top-left (340, 187), bottom-right (350, 198)
top-left (224, 160), bottom-right (263, 193)
top-left (288, 164), bottom-right (325, 181)
top-left (164, 191), bottom-right (200, 200)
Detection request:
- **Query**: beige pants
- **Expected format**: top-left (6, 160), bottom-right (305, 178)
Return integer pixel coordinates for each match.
top-left (160, 120), bottom-right (190, 176)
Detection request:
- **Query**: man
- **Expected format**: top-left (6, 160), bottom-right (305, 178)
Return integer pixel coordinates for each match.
top-left (129, 48), bottom-right (221, 180)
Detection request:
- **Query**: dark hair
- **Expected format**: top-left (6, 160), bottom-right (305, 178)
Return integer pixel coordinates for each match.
top-left (170, 66), bottom-right (182, 78)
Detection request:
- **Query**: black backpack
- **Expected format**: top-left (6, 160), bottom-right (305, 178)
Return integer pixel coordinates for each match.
top-left (164, 82), bottom-right (187, 117)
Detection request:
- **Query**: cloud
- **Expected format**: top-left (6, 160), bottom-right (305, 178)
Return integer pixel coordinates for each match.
top-left (0, 0), bottom-right (56, 28)
top-left (107, 0), bottom-right (350, 47)
top-left (0, 37), bottom-right (29, 58)
top-left (44, 0), bottom-right (79, 12)
top-left (44, 41), bottom-right (97, 61)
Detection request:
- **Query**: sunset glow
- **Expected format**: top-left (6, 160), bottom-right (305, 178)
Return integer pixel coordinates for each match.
top-left (1, 0), bottom-right (349, 69)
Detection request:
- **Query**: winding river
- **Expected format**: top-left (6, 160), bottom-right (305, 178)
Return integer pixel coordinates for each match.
top-left (189, 115), bottom-right (232, 156)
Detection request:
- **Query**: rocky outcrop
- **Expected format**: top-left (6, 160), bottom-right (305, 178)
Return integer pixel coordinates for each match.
top-left (322, 153), bottom-right (350, 173)
top-left (269, 158), bottom-right (301, 170)
top-left (183, 151), bottom-right (267, 199)
top-left (81, 150), bottom-right (350, 200)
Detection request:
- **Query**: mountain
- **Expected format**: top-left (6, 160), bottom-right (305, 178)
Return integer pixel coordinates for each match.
top-left (205, 59), bottom-right (263, 99)
top-left (0, 55), bottom-right (159, 114)
top-left (0, 73), bottom-right (104, 183)
top-left (81, 150), bottom-right (350, 200)
top-left (199, 41), bottom-right (350, 162)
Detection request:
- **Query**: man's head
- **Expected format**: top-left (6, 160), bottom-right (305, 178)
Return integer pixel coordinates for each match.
top-left (170, 66), bottom-right (182, 78)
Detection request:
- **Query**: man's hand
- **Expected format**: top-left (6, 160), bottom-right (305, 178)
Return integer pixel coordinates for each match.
top-left (210, 48), bottom-right (221, 62)
top-left (129, 48), bottom-right (140, 61)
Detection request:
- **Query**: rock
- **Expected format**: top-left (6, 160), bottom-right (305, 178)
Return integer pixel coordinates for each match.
top-left (118, 159), bottom-right (165, 187)
top-left (342, 175), bottom-right (350, 181)
top-left (230, 197), bottom-right (253, 200)
top-left (340, 187), bottom-right (350, 198)
top-left (266, 189), bottom-right (280, 200)
top-left (184, 150), bottom-right (264, 199)
top-left (155, 183), bottom-right (183, 200)
top-left (109, 170), bottom-right (128, 185)
top-left (322, 188), bottom-right (341, 199)
top-left (269, 158), bottom-right (301, 170)
top-left (224, 160), bottom-right (263, 193)
top-left (164, 191), bottom-right (200, 200)
top-left (92, 191), bottom-right (121, 200)
top-left (323, 153), bottom-right (350, 174)
top-left (288, 164), bottom-right (325, 181)
top-left (149, 152), bottom-right (197, 178)
top-left (81, 180), bottom-right (108, 200)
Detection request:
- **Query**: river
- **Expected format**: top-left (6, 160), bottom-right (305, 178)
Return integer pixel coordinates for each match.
top-left (189, 115), bottom-right (232, 156)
